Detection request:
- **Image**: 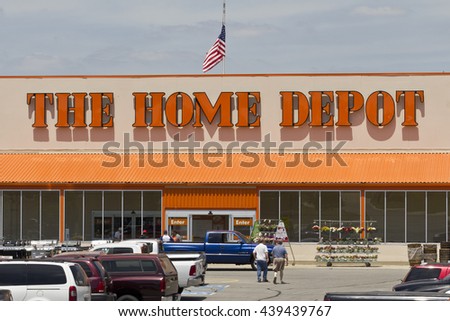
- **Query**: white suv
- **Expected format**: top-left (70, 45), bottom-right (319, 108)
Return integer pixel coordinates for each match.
top-left (0, 261), bottom-right (91, 301)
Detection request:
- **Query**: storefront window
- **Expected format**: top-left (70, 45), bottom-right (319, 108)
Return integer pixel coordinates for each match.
top-left (407, 192), bottom-right (425, 242)
top-left (321, 192), bottom-right (339, 240)
top-left (41, 191), bottom-right (59, 240)
top-left (85, 191), bottom-right (102, 240)
top-left (3, 191), bottom-right (59, 241)
top-left (143, 191), bottom-right (162, 239)
top-left (123, 191), bottom-right (141, 239)
top-left (104, 191), bottom-right (122, 240)
top-left (365, 192), bottom-right (385, 241)
top-left (22, 191), bottom-right (40, 240)
top-left (340, 191), bottom-right (361, 239)
top-left (341, 192), bottom-right (360, 223)
top-left (386, 192), bottom-right (406, 242)
top-left (300, 191), bottom-right (319, 242)
top-left (65, 190), bottom-right (162, 241)
top-left (260, 191), bottom-right (279, 220)
top-left (2, 190), bottom-right (163, 242)
top-left (3, 191), bottom-right (20, 240)
top-left (427, 192), bottom-right (447, 242)
top-left (321, 192), bottom-right (339, 222)
top-left (3, 189), bottom-right (447, 243)
top-left (65, 191), bottom-right (83, 241)
top-left (280, 192), bottom-right (299, 242)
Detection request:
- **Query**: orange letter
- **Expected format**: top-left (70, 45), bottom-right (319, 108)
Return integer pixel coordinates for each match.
top-left (335, 91), bottom-right (364, 126)
top-left (279, 91), bottom-right (309, 126)
top-left (55, 93), bottom-right (70, 127)
top-left (55, 93), bottom-right (87, 127)
top-left (193, 92), bottom-right (233, 127)
top-left (366, 91), bottom-right (395, 126)
top-left (396, 90), bottom-right (423, 126)
top-left (89, 93), bottom-right (114, 127)
top-left (72, 93), bottom-right (88, 127)
top-left (309, 91), bottom-right (334, 127)
top-left (132, 92), bottom-right (165, 127)
top-left (235, 92), bottom-right (261, 127)
top-left (165, 92), bottom-right (194, 127)
top-left (27, 93), bottom-right (53, 128)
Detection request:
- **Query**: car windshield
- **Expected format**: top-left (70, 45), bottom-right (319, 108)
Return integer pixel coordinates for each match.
top-left (404, 268), bottom-right (441, 282)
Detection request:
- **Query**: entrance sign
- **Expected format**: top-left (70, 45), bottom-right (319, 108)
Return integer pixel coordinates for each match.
top-left (234, 218), bottom-right (253, 226)
top-left (169, 218), bottom-right (188, 226)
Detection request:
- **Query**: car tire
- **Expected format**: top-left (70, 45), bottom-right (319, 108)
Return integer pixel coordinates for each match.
top-left (250, 258), bottom-right (257, 271)
top-left (117, 294), bottom-right (139, 301)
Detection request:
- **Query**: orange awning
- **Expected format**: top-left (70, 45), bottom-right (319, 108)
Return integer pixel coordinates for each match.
top-left (1, 152), bottom-right (449, 186)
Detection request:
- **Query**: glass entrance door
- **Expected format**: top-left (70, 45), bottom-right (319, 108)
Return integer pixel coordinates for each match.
top-left (191, 215), bottom-right (229, 242)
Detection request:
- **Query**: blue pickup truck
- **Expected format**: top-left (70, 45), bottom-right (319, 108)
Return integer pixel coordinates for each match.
top-left (162, 230), bottom-right (274, 270)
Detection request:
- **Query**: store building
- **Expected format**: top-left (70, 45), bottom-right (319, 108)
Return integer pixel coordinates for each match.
top-left (0, 73), bottom-right (449, 248)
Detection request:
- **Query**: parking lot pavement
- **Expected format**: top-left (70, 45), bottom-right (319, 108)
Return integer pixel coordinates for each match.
top-left (181, 284), bottom-right (229, 298)
top-left (181, 264), bottom-right (411, 301)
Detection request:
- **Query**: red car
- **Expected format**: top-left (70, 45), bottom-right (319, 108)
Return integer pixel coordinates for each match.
top-left (392, 263), bottom-right (450, 292)
top-left (97, 253), bottom-right (179, 301)
top-left (401, 263), bottom-right (450, 282)
top-left (49, 252), bottom-right (116, 301)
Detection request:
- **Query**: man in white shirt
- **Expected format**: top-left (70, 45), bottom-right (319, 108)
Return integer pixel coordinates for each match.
top-left (253, 239), bottom-right (269, 282)
top-left (161, 230), bottom-right (172, 242)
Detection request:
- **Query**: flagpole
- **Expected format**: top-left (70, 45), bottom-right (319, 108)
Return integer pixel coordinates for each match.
top-left (202, 1), bottom-right (226, 73)
top-left (222, 0), bottom-right (226, 74)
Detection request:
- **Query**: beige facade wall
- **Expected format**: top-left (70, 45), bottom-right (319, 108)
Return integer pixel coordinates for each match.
top-left (0, 73), bottom-right (449, 153)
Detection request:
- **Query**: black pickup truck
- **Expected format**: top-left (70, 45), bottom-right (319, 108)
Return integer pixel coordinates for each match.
top-left (323, 290), bottom-right (450, 301)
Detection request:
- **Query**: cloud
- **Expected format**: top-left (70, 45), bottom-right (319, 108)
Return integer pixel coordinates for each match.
top-left (353, 6), bottom-right (406, 16)
top-left (0, 1), bottom-right (449, 75)
top-left (4, 53), bottom-right (77, 75)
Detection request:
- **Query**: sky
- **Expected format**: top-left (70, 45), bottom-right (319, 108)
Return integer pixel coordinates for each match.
top-left (1, 0), bottom-right (450, 76)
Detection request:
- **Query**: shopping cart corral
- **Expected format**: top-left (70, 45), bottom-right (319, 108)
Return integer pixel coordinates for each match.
top-left (55, 241), bottom-right (85, 253)
top-left (1, 239), bottom-right (92, 259)
top-left (30, 240), bottom-right (59, 258)
top-left (0, 240), bottom-right (34, 259)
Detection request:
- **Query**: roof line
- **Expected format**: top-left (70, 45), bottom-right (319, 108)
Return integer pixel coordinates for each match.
top-left (1, 72), bottom-right (450, 79)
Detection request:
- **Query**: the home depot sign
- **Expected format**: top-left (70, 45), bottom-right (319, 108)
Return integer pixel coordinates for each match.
top-left (26, 90), bottom-right (423, 128)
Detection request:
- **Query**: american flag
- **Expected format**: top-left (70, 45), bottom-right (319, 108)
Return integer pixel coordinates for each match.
top-left (202, 24), bottom-right (226, 73)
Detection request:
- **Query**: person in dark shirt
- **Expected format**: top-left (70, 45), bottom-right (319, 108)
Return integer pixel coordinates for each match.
top-left (272, 240), bottom-right (288, 284)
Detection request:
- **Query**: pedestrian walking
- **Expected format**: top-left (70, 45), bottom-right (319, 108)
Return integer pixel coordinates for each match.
top-left (160, 230), bottom-right (173, 242)
top-left (114, 227), bottom-right (122, 241)
top-left (272, 240), bottom-right (288, 284)
top-left (171, 230), bottom-right (182, 242)
top-left (253, 239), bottom-right (269, 282)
